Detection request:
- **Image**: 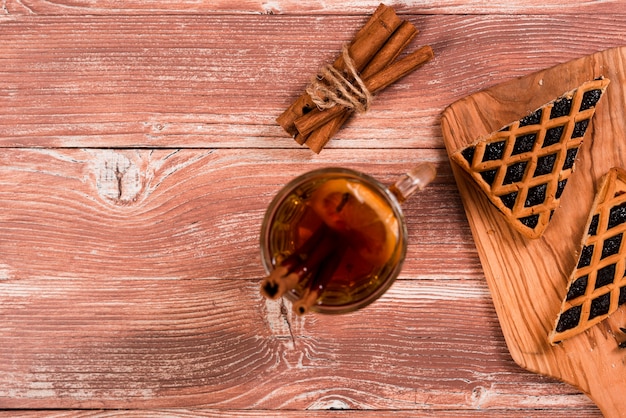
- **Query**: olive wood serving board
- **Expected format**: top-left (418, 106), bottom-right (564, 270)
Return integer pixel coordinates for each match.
top-left (441, 46), bottom-right (626, 417)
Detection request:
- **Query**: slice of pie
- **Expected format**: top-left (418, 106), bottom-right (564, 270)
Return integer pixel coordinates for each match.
top-left (549, 167), bottom-right (626, 344)
top-left (451, 77), bottom-right (610, 239)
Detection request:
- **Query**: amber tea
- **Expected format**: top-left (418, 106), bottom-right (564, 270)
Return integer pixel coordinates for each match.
top-left (260, 165), bottom-right (436, 315)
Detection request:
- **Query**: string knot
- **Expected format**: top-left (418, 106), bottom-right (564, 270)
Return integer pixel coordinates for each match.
top-left (306, 44), bottom-right (372, 113)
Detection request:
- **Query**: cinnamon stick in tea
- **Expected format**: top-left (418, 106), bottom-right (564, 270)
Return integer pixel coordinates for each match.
top-left (260, 222), bottom-right (327, 299)
top-left (296, 45), bottom-right (435, 140)
top-left (260, 223), bottom-right (339, 300)
top-left (276, 4), bottom-right (402, 137)
top-left (292, 243), bottom-right (347, 316)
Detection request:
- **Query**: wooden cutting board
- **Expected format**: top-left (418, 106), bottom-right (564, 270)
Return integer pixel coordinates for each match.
top-left (441, 46), bottom-right (626, 417)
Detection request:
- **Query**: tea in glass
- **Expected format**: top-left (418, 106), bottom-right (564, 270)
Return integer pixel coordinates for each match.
top-left (260, 166), bottom-right (431, 315)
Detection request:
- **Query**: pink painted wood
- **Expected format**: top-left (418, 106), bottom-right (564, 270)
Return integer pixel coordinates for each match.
top-left (1, 0), bottom-right (624, 415)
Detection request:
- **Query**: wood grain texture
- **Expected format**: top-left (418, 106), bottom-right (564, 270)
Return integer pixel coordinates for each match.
top-left (2, 14), bottom-right (626, 148)
top-left (0, 149), bottom-right (476, 280)
top-left (0, 148), bottom-right (596, 413)
top-left (0, 277), bottom-right (595, 410)
top-left (0, 411), bottom-right (607, 418)
top-left (2, 0), bottom-right (624, 15)
top-left (0, 0), bottom-right (621, 415)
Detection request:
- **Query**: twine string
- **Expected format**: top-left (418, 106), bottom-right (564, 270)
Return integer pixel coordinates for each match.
top-left (306, 44), bottom-right (372, 113)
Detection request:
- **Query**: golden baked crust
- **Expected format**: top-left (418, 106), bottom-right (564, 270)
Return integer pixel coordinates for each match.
top-left (550, 167), bottom-right (626, 344)
top-left (451, 77), bottom-right (610, 239)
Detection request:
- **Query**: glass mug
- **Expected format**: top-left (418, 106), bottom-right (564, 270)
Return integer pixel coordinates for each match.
top-left (260, 164), bottom-right (436, 315)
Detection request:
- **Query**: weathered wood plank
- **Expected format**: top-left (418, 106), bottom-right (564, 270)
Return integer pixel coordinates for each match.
top-left (0, 277), bottom-right (598, 412)
top-left (1, 14), bottom-right (625, 148)
top-left (0, 2), bottom-right (618, 415)
top-left (0, 411), bottom-right (605, 418)
top-left (0, 148), bottom-right (479, 281)
top-left (2, 0), bottom-right (623, 15)
top-left (0, 147), bottom-right (599, 412)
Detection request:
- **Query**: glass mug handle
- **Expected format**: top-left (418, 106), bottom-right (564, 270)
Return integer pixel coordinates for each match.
top-left (389, 162), bottom-right (437, 204)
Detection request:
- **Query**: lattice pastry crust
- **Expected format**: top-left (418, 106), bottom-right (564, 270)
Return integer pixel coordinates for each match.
top-left (451, 77), bottom-right (610, 239)
top-left (550, 167), bottom-right (626, 344)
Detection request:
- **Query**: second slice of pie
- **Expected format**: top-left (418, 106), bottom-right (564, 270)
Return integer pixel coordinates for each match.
top-left (450, 77), bottom-right (610, 239)
top-left (550, 167), bottom-right (626, 344)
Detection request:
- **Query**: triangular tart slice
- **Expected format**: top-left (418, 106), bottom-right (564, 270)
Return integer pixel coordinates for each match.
top-left (451, 77), bottom-right (610, 239)
top-left (549, 167), bottom-right (626, 344)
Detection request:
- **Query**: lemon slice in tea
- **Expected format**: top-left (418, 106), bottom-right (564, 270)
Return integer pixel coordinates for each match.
top-left (308, 178), bottom-right (399, 265)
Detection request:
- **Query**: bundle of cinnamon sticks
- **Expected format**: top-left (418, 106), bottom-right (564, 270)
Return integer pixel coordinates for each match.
top-left (260, 223), bottom-right (347, 315)
top-left (276, 3), bottom-right (434, 153)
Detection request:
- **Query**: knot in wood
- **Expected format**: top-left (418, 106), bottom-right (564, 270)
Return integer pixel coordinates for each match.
top-left (95, 151), bottom-right (143, 204)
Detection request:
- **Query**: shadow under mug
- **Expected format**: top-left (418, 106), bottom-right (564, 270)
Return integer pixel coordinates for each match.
top-left (260, 164), bottom-right (436, 314)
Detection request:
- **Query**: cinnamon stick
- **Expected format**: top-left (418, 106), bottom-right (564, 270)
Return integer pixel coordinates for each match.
top-left (302, 22), bottom-right (422, 153)
top-left (260, 223), bottom-right (327, 299)
top-left (295, 45), bottom-right (435, 140)
top-left (276, 4), bottom-right (402, 138)
top-left (292, 242), bottom-right (347, 315)
top-left (367, 44), bottom-right (435, 91)
top-left (294, 131), bottom-right (309, 145)
top-left (360, 20), bottom-right (418, 80)
top-left (303, 111), bottom-right (351, 153)
top-left (260, 224), bottom-right (339, 300)
top-left (278, 3), bottom-right (389, 138)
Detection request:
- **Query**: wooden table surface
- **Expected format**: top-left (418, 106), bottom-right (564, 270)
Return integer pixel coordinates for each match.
top-left (2, 1), bottom-right (625, 416)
